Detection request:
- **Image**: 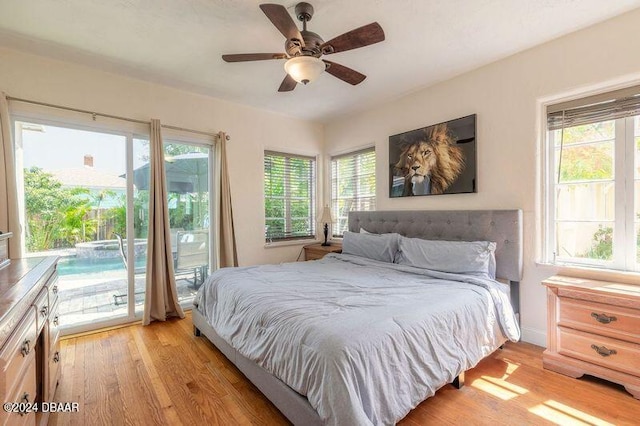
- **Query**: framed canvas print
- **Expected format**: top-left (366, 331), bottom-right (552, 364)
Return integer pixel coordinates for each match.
top-left (389, 114), bottom-right (476, 197)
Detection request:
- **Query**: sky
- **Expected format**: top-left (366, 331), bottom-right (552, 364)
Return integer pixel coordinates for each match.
top-left (18, 122), bottom-right (148, 176)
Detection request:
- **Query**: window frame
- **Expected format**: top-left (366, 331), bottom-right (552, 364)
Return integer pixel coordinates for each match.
top-left (263, 150), bottom-right (317, 244)
top-left (545, 114), bottom-right (638, 272)
top-left (330, 146), bottom-right (376, 237)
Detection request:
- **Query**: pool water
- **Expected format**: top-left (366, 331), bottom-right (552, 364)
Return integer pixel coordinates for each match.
top-left (57, 256), bottom-right (146, 276)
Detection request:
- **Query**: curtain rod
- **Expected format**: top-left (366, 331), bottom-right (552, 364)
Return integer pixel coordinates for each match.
top-left (6, 96), bottom-right (230, 140)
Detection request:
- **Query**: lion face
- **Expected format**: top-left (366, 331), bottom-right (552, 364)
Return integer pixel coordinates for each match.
top-left (393, 124), bottom-right (466, 195)
top-left (396, 141), bottom-right (436, 184)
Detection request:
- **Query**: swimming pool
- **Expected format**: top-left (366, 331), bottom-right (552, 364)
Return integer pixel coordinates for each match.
top-left (57, 256), bottom-right (146, 276)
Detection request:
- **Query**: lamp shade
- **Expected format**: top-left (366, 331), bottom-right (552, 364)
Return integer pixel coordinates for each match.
top-left (284, 56), bottom-right (325, 85)
top-left (319, 205), bottom-right (335, 224)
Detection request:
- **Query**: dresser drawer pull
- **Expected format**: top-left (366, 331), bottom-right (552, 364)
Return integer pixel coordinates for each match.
top-left (18, 392), bottom-right (30, 416)
top-left (591, 344), bottom-right (617, 357)
top-left (590, 312), bottom-right (617, 324)
top-left (53, 351), bottom-right (60, 363)
top-left (40, 305), bottom-right (49, 317)
top-left (52, 285), bottom-right (58, 294)
top-left (21, 339), bottom-right (31, 357)
top-left (53, 315), bottom-right (59, 326)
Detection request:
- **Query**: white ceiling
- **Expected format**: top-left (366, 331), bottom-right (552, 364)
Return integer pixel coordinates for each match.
top-left (1, 0), bottom-right (639, 123)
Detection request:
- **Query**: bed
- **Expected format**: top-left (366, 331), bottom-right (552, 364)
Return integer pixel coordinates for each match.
top-left (192, 209), bottom-right (523, 425)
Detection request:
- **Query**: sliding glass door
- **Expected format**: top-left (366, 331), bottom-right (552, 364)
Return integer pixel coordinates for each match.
top-left (14, 119), bottom-right (149, 332)
top-left (163, 140), bottom-right (212, 305)
top-left (13, 115), bottom-right (214, 332)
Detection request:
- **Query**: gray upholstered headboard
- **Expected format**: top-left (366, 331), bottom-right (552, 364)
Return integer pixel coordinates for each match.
top-left (348, 210), bottom-right (523, 281)
top-left (348, 210), bottom-right (523, 315)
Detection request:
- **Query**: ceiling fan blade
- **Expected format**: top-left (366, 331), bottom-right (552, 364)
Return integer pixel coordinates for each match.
top-left (321, 22), bottom-right (385, 54)
top-left (323, 60), bottom-right (366, 85)
top-left (222, 53), bottom-right (287, 62)
top-left (260, 4), bottom-right (305, 46)
top-left (278, 74), bottom-right (297, 92)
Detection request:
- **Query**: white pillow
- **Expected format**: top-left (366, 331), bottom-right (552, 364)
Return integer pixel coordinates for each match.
top-left (396, 236), bottom-right (497, 277)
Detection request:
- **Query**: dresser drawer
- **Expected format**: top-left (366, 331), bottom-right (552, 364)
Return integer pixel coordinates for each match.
top-left (47, 275), bottom-right (59, 308)
top-left (0, 352), bottom-right (37, 426)
top-left (48, 299), bottom-right (61, 357)
top-left (47, 339), bottom-right (61, 402)
top-left (0, 309), bottom-right (37, 398)
top-left (32, 288), bottom-right (49, 334)
top-left (558, 297), bottom-right (640, 344)
top-left (558, 327), bottom-right (640, 377)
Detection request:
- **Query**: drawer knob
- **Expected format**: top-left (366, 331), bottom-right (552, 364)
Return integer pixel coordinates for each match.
top-left (18, 392), bottom-right (30, 416)
top-left (40, 305), bottom-right (49, 317)
top-left (53, 315), bottom-right (59, 326)
top-left (591, 344), bottom-right (617, 357)
top-left (20, 339), bottom-right (31, 357)
top-left (54, 351), bottom-right (60, 363)
top-left (591, 312), bottom-right (617, 324)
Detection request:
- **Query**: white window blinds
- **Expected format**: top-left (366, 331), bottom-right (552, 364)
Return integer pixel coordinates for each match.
top-left (264, 151), bottom-right (316, 242)
top-left (331, 147), bottom-right (376, 236)
top-left (548, 85), bottom-right (640, 130)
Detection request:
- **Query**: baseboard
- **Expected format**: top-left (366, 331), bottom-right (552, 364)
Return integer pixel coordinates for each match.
top-left (520, 326), bottom-right (546, 347)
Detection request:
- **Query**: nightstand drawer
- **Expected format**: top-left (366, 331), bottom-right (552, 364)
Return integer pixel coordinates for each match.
top-left (558, 327), bottom-right (640, 377)
top-left (558, 297), bottom-right (640, 344)
top-left (305, 250), bottom-right (326, 261)
top-left (303, 243), bottom-right (342, 261)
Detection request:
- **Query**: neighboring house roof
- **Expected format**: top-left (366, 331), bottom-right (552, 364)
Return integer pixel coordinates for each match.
top-left (49, 167), bottom-right (126, 190)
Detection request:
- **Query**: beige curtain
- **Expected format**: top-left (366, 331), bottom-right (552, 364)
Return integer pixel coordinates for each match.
top-left (143, 119), bottom-right (185, 325)
top-left (0, 92), bottom-right (23, 258)
top-left (215, 131), bottom-right (238, 267)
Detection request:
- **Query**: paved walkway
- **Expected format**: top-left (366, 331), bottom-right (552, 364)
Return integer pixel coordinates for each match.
top-left (57, 269), bottom-right (199, 327)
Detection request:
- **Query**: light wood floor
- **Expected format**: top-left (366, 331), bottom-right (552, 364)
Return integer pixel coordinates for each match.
top-left (49, 312), bottom-right (640, 425)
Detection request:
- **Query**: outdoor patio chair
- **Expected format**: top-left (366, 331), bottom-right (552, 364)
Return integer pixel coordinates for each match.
top-left (113, 233), bottom-right (145, 305)
top-left (175, 229), bottom-right (209, 289)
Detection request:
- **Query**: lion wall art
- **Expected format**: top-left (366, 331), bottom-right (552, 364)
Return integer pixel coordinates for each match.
top-left (389, 114), bottom-right (477, 197)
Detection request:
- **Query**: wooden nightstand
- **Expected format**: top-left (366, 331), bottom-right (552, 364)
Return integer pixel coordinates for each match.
top-left (542, 275), bottom-right (640, 399)
top-left (304, 243), bottom-right (342, 261)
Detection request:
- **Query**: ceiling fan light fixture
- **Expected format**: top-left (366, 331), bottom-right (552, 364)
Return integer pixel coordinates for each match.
top-left (284, 56), bottom-right (325, 85)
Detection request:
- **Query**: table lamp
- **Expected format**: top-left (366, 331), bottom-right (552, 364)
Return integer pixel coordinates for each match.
top-left (319, 205), bottom-right (336, 246)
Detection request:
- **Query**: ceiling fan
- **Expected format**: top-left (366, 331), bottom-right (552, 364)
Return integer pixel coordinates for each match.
top-left (222, 2), bottom-right (385, 92)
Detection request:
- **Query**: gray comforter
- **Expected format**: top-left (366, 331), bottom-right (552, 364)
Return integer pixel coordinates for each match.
top-left (195, 254), bottom-right (520, 425)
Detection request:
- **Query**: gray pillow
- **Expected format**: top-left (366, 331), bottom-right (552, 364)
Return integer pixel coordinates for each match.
top-left (342, 231), bottom-right (400, 263)
top-left (396, 237), bottom-right (497, 277)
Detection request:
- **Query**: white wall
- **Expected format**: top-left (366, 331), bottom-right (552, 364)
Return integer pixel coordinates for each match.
top-left (0, 46), bottom-right (324, 266)
top-left (3, 8), bottom-right (640, 345)
top-left (323, 9), bottom-right (640, 346)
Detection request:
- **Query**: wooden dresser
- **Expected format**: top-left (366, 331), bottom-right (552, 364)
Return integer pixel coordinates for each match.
top-left (0, 257), bottom-right (61, 425)
top-left (542, 275), bottom-right (640, 399)
top-left (303, 243), bottom-right (342, 261)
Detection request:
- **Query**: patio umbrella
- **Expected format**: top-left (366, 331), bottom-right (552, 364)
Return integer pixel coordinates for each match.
top-left (130, 152), bottom-right (209, 194)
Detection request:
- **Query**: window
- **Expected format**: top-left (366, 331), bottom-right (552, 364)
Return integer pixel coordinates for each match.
top-left (546, 86), bottom-right (640, 271)
top-left (264, 151), bottom-right (316, 242)
top-left (331, 147), bottom-right (376, 236)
